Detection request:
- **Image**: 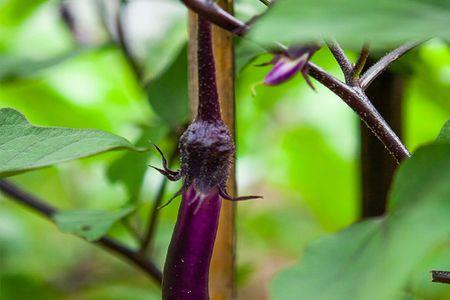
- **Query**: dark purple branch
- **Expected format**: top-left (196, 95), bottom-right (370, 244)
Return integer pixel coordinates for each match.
top-left (0, 179), bottom-right (162, 284)
top-left (0, 180), bottom-right (56, 217)
top-left (360, 41), bottom-right (422, 90)
top-left (59, 2), bottom-right (91, 45)
top-left (431, 270), bottom-right (450, 284)
top-left (180, 0), bottom-right (411, 163)
top-left (308, 63), bottom-right (410, 162)
top-left (94, 0), bottom-right (142, 80)
top-left (326, 41), bottom-right (354, 84)
top-left (181, 0), bottom-right (249, 35)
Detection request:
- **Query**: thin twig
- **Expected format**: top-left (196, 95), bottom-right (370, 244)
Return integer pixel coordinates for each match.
top-left (140, 143), bottom-right (179, 254)
top-left (95, 0), bottom-right (142, 80)
top-left (115, 1), bottom-right (142, 80)
top-left (326, 41), bottom-right (354, 84)
top-left (179, 0), bottom-right (411, 163)
top-left (360, 41), bottom-right (423, 90)
top-left (353, 44), bottom-right (370, 84)
top-left (258, 0), bottom-right (272, 6)
top-left (0, 179), bottom-right (162, 284)
top-left (431, 270), bottom-right (450, 284)
top-left (181, 0), bottom-right (249, 35)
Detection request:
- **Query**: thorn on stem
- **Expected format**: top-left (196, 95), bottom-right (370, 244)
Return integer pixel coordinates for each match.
top-left (157, 188), bottom-right (183, 210)
top-left (219, 187), bottom-right (263, 201)
top-left (301, 68), bottom-right (316, 91)
top-left (150, 144), bottom-right (181, 181)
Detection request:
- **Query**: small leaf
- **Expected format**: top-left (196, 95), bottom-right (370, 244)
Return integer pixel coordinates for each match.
top-left (0, 108), bottom-right (145, 177)
top-left (53, 207), bottom-right (134, 241)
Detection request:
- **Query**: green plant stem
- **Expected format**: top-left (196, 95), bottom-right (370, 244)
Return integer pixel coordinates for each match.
top-left (0, 179), bottom-right (162, 284)
top-left (353, 44), bottom-right (370, 83)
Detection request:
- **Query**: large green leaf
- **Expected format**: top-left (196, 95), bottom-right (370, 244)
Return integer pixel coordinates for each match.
top-left (0, 108), bottom-right (145, 177)
top-left (145, 46), bottom-right (189, 127)
top-left (270, 124), bottom-right (450, 300)
top-left (53, 207), bottom-right (134, 241)
top-left (250, 0), bottom-right (450, 49)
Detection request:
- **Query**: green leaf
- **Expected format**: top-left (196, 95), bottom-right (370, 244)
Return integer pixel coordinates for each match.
top-left (271, 139), bottom-right (450, 299)
top-left (0, 273), bottom-right (60, 300)
top-left (236, 38), bottom-right (265, 72)
top-left (0, 0), bottom-right (48, 27)
top-left (143, 20), bottom-right (187, 82)
top-left (436, 119), bottom-right (450, 143)
top-left (250, 0), bottom-right (450, 49)
top-left (53, 207), bottom-right (134, 241)
top-left (107, 125), bottom-right (169, 202)
top-left (146, 46), bottom-right (189, 127)
top-left (0, 44), bottom-right (112, 82)
top-left (0, 108), bottom-right (145, 177)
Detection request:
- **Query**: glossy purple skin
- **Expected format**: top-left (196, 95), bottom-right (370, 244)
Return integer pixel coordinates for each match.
top-left (162, 185), bottom-right (222, 300)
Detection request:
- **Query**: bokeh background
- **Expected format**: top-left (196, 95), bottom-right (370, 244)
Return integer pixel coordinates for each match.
top-left (1, 0), bottom-right (449, 299)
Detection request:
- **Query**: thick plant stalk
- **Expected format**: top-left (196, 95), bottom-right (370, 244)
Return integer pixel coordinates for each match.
top-left (361, 66), bottom-right (404, 218)
top-left (162, 15), bottom-right (241, 300)
top-left (208, 1), bottom-right (237, 298)
top-left (188, 3), bottom-right (237, 298)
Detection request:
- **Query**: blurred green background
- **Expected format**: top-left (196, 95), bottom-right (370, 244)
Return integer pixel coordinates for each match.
top-left (0, 0), bottom-right (449, 299)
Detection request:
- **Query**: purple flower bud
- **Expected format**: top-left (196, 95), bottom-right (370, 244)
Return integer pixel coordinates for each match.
top-left (264, 54), bottom-right (309, 85)
top-left (263, 44), bottom-right (319, 87)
